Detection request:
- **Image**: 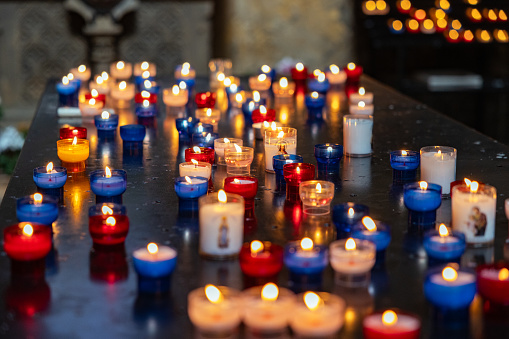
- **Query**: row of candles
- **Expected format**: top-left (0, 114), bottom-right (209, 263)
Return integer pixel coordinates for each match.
top-left (5, 59), bottom-right (509, 337)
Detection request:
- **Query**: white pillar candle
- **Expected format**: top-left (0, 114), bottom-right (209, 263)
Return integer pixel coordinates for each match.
top-left (350, 87), bottom-right (374, 105)
top-left (264, 127), bottom-right (297, 172)
top-left (343, 114), bottom-right (373, 157)
top-left (199, 191), bottom-right (245, 258)
top-left (452, 182), bottom-right (497, 245)
top-left (326, 64), bottom-right (347, 85)
top-left (349, 101), bottom-right (374, 115)
top-left (420, 146), bottom-right (457, 195)
top-left (179, 161), bottom-right (212, 179)
top-left (329, 238), bottom-right (376, 275)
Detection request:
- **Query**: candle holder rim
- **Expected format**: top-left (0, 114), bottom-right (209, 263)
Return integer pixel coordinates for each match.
top-left (343, 114), bottom-right (373, 120)
top-left (403, 182), bottom-right (442, 192)
top-left (57, 138), bottom-right (89, 146)
top-left (352, 219), bottom-right (391, 232)
top-left (132, 244), bottom-right (177, 260)
top-left (425, 262), bottom-right (475, 277)
top-left (17, 195), bottom-right (58, 206)
top-left (175, 175), bottom-right (209, 182)
top-left (363, 308), bottom-right (422, 325)
top-left (329, 238), bottom-right (376, 252)
top-left (88, 203), bottom-right (126, 216)
top-left (390, 150), bottom-right (419, 157)
top-left (451, 183), bottom-right (496, 196)
top-left (33, 166), bottom-right (67, 175)
top-left (224, 176), bottom-right (258, 184)
top-left (198, 191), bottom-right (244, 205)
top-left (294, 291), bottom-right (346, 309)
top-left (89, 169), bottom-right (127, 177)
top-left (420, 145), bottom-right (457, 154)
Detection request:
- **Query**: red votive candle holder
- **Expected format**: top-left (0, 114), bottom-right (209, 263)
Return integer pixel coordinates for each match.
top-left (344, 62), bottom-right (363, 83)
top-left (59, 126), bottom-right (87, 140)
top-left (251, 107), bottom-right (276, 124)
top-left (239, 240), bottom-right (284, 277)
top-left (3, 222), bottom-right (52, 261)
top-left (283, 163), bottom-right (315, 202)
top-left (90, 243), bottom-right (128, 283)
top-left (224, 176), bottom-right (258, 209)
top-left (88, 204), bottom-right (129, 245)
top-left (477, 263), bottom-right (509, 305)
top-left (291, 63), bottom-right (308, 94)
top-left (184, 146), bottom-right (215, 165)
top-left (195, 91), bottom-right (217, 108)
top-left (84, 91), bottom-right (106, 105)
top-left (363, 310), bottom-right (421, 339)
top-left (134, 91), bottom-right (158, 104)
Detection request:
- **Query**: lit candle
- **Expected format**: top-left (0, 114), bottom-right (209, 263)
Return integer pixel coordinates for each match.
top-left (110, 61), bottom-right (133, 80)
top-left (305, 91), bottom-right (326, 120)
top-left (175, 117), bottom-right (201, 138)
top-left (314, 143), bottom-right (343, 172)
top-left (403, 181), bottom-right (442, 227)
top-left (329, 238), bottom-right (376, 286)
top-left (188, 284), bottom-right (241, 334)
top-left (239, 241), bottom-right (284, 277)
top-left (350, 87), bottom-right (374, 105)
top-left (174, 176), bottom-right (209, 200)
top-left (16, 193), bottom-right (59, 225)
top-left (3, 222), bottom-right (52, 261)
top-left (259, 64), bottom-right (276, 82)
top-left (224, 176), bottom-right (258, 210)
top-left (224, 144), bottom-right (254, 176)
top-left (363, 310), bottom-right (421, 339)
top-left (56, 136), bottom-right (90, 172)
top-left (332, 202), bottom-right (370, 235)
top-left (451, 181), bottom-right (497, 245)
top-left (191, 122), bottom-right (214, 135)
top-left (71, 64), bottom-right (91, 82)
top-left (94, 111), bottom-right (119, 132)
top-left (423, 265), bottom-right (476, 309)
top-left (344, 62), bottom-right (363, 83)
top-left (175, 62), bottom-right (196, 79)
top-left (420, 146), bottom-right (457, 195)
top-left (135, 90), bottom-right (157, 104)
top-left (273, 154), bottom-right (304, 190)
top-left (59, 126), bottom-right (87, 140)
top-left (291, 62), bottom-right (308, 81)
top-left (351, 217), bottom-right (392, 253)
top-left (308, 71), bottom-right (330, 94)
top-left (84, 89), bottom-right (106, 106)
top-left (199, 190), bottom-right (245, 259)
top-left (56, 76), bottom-right (78, 107)
top-left (162, 85), bottom-right (188, 107)
top-left (110, 81), bottom-right (135, 102)
top-left (477, 264), bottom-right (509, 305)
top-left (390, 150), bottom-right (420, 183)
top-left (134, 61), bottom-right (156, 77)
top-left (195, 107), bottom-right (221, 126)
top-left (33, 162), bottom-right (67, 190)
top-left (283, 163), bottom-right (315, 202)
top-left (191, 132), bottom-right (219, 148)
top-left (213, 137), bottom-right (243, 165)
top-left (423, 223), bottom-right (466, 262)
top-left (89, 166), bottom-right (127, 198)
top-left (195, 91), bottom-right (217, 109)
top-left (349, 100), bottom-right (374, 115)
top-left (89, 75), bottom-right (110, 95)
top-left (79, 98), bottom-right (104, 117)
top-left (289, 292), bottom-right (346, 337)
top-left (325, 64), bottom-right (347, 85)
top-left (241, 91), bottom-right (266, 118)
top-left (88, 203), bottom-right (129, 245)
top-left (343, 114), bottom-right (373, 157)
top-left (185, 146), bottom-right (215, 165)
top-left (135, 99), bottom-right (157, 118)
top-left (272, 77), bottom-right (295, 98)
top-left (264, 126), bottom-right (297, 172)
top-left (179, 160), bottom-right (212, 179)
top-left (133, 242), bottom-right (177, 293)
top-left (249, 73), bottom-right (271, 91)
top-left (284, 237), bottom-right (328, 276)
top-left (241, 283), bottom-right (296, 332)
top-left (299, 180), bottom-right (335, 215)
top-left (134, 70), bottom-right (155, 92)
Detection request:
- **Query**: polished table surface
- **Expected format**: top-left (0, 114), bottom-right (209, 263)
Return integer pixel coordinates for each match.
top-left (0, 77), bottom-right (508, 338)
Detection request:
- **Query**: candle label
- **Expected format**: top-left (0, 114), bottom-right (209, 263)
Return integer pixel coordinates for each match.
top-left (452, 193), bottom-right (496, 244)
top-left (218, 217), bottom-right (229, 248)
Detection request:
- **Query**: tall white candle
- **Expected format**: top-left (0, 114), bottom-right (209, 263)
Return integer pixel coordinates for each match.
top-left (264, 127), bottom-right (297, 172)
top-left (420, 146), bottom-right (457, 195)
top-left (343, 115), bottom-right (373, 157)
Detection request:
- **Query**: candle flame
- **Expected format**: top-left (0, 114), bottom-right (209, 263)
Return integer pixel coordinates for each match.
top-left (183, 62), bottom-right (190, 69)
top-left (311, 92), bottom-right (319, 99)
top-left (96, 76), bottom-right (103, 85)
top-left (382, 310), bottom-right (398, 326)
top-left (193, 146), bottom-right (201, 154)
top-left (279, 77), bottom-right (288, 88)
top-left (181, 67), bottom-right (189, 76)
top-left (23, 224), bottom-right (34, 237)
top-left (277, 131), bottom-right (285, 138)
top-left (300, 237), bottom-right (313, 251)
top-left (304, 292), bottom-right (322, 311)
top-left (206, 108), bottom-right (212, 117)
top-left (224, 138), bottom-right (230, 143)
top-left (101, 72), bottom-right (109, 81)
top-left (260, 105), bottom-right (267, 114)
top-left (316, 183), bottom-right (322, 193)
top-left (464, 178), bottom-right (471, 186)
top-left (470, 181), bottom-right (479, 193)
top-left (191, 159), bottom-right (199, 165)
top-left (317, 72), bottom-right (325, 82)
top-left (144, 80), bottom-right (152, 89)
top-left (234, 143), bottom-right (242, 152)
top-left (296, 63), bottom-right (304, 71)
top-left (106, 216), bottom-right (116, 226)
top-left (271, 122), bottom-right (277, 131)
top-left (234, 178), bottom-right (240, 184)
top-left (359, 87), bottom-right (365, 95)
top-left (116, 61), bottom-right (125, 70)
top-left (33, 193), bottom-right (43, 204)
top-left (261, 283), bottom-right (279, 302)
top-left (250, 240), bottom-right (263, 254)
top-left (218, 190), bottom-right (227, 203)
top-left (442, 267), bottom-right (458, 282)
top-left (205, 285), bottom-right (223, 304)
top-left (419, 181), bottom-right (428, 190)
top-left (102, 206), bottom-right (114, 215)
top-left (101, 111), bottom-right (110, 119)
top-left (223, 77), bottom-right (231, 87)
top-left (72, 129), bottom-right (78, 135)
top-left (78, 65), bottom-right (86, 72)
top-left (91, 89), bottom-right (98, 97)
top-left (142, 70), bottom-right (150, 78)
top-left (261, 65), bottom-right (271, 73)
top-left (296, 167), bottom-right (301, 174)
top-left (89, 98), bottom-right (96, 105)
top-left (141, 62), bottom-right (149, 70)
top-left (253, 91), bottom-right (261, 102)
top-left (62, 76), bottom-right (69, 85)
top-left (72, 136), bottom-right (78, 145)
top-left (185, 176), bottom-right (193, 184)
top-left (143, 100), bottom-right (150, 107)
top-left (327, 146), bottom-right (333, 152)
top-left (358, 101), bottom-right (366, 108)
top-left (235, 93), bottom-right (243, 102)
top-left (67, 73), bottom-right (74, 81)
top-left (330, 64), bottom-right (339, 74)
top-left (206, 133), bottom-right (211, 142)
top-left (345, 238), bottom-right (356, 251)
top-left (347, 62), bottom-right (356, 70)
top-left (105, 166), bottom-right (112, 178)
top-left (179, 81), bottom-right (187, 90)
top-left (230, 84), bottom-right (237, 92)
top-left (119, 81), bottom-right (127, 90)
top-left (46, 162), bottom-right (54, 172)
top-left (313, 69), bottom-right (321, 77)
top-left (362, 216), bottom-right (377, 232)
top-left (437, 150), bottom-right (442, 156)
top-left (348, 208), bottom-right (355, 217)
top-left (217, 72), bottom-right (225, 82)
top-left (439, 224), bottom-right (449, 237)
top-left (499, 268), bottom-right (509, 281)
top-left (402, 150), bottom-right (408, 156)
top-left (141, 91), bottom-right (150, 98)
top-left (147, 242), bottom-right (158, 254)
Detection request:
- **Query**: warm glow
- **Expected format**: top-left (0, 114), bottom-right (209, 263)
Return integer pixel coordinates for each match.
top-left (181, 67), bottom-right (190, 76)
top-left (193, 146), bottom-right (201, 154)
top-left (78, 65), bottom-right (86, 73)
top-left (141, 91), bottom-right (151, 99)
top-left (316, 183), bottom-right (322, 193)
top-left (205, 108), bottom-right (213, 117)
top-left (142, 70), bottom-right (150, 78)
top-left (233, 179), bottom-right (240, 184)
top-left (423, 19), bottom-right (434, 30)
top-left (105, 166), bottom-right (112, 178)
top-left (279, 77), bottom-right (288, 88)
top-left (496, 30), bottom-right (509, 42)
top-left (258, 74), bottom-right (267, 82)
top-left (296, 167), bottom-right (301, 174)
top-left (401, 150), bottom-right (408, 156)
top-left (62, 76), bottom-right (69, 85)
top-left (345, 238), bottom-right (356, 251)
top-left (330, 64), bottom-right (340, 74)
top-left (143, 100), bottom-right (150, 108)
top-left (362, 216), bottom-right (377, 232)
top-left (191, 159), bottom-right (199, 166)
top-left (376, 1), bottom-right (387, 11)
top-left (437, 19), bottom-right (448, 29)
top-left (366, 1), bottom-right (376, 11)
top-left (119, 81), bottom-right (127, 90)
top-left (141, 62), bottom-right (149, 70)
top-left (277, 130), bottom-right (285, 138)
top-left (311, 92), bottom-right (319, 99)
top-left (205, 133), bottom-right (212, 142)
top-left (451, 19), bottom-right (462, 30)
top-left (230, 84), bottom-right (238, 92)
top-left (183, 62), bottom-right (190, 69)
top-left (147, 242), bottom-right (158, 254)
top-left (185, 176), bottom-right (193, 184)
top-left (34, 193), bottom-right (43, 204)
top-left (327, 146), bottom-right (333, 152)
top-left (264, 121), bottom-right (270, 128)
top-left (414, 9), bottom-right (426, 20)
top-left (261, 283), bottom-right (279, 302)
top-left (470, 8), bottom-right (482, 21)
top-left (223, 78), bottom-right (232, 87)
top-left (101, 72), bottom-right (109, 81)
top-left (253, 91), bottom-right (261, 102)
top-left (488, 9), bottom-right (497, 21)
top-left (464, 30), bottom-right (474, 41)
top-left (106, 216), bottom-right (116, 226)
top-left (235, 93), bottom-right (243, 102)
top-left (408, 19), bottom-right (419, 30)
top-left (250, 240), bottom-right (263, 254)
top-left (102, 206), bottom-right (113, 215)
top-left (464, 178), bottom-right (472, 187)
top-left (179, 81), bottom-right (187, 90)
top-left (89, 98), bottom-right (96, 106)
top-left (438, 0), bottom-right (450, 11)
top-left (400, 0), bottom-right (411, 11)
top-left (499, 268), bottom-right (509, 281)
top-left (317, 72), bottom-right (326, 82)
top-left (470, 181), bottom-right (479, 193)
top-left (218, 190), bottom-right (227, 203)
top-left (72, 136), bottom-right (78, 145)
top-left (300, 237), bottom-right (314, 251)
top-left (234, 143), bottom-right (242, 152)
top-left (271, 122), bottom-right (277, 131)
top-left (382, 310), bottom-right (398, 326)
top-left (205, 285), bottom-right (223, 304)
top-left (442, 267), bottom-right (458, 282)
top-left (359, 87), bottom-right (366, 95)
top-left (91, 89), bottom-right (98, 97)
top-left (261, 65), bottom-right (271, 73)
top-left (439, 224), bottom-right (449, 237)
top-left (499, 10), bottom-right (507, 21)
top-left (419, 181), bottom-right (428, 190)
top-left (23, 224), bottom-right (34, 237)
top-left (348, 208), bottom-right (355, 217)
top-left (296, 62), bottom-right (304, 71)
top-left (217, 72), bottom-right (225, 82)
top-left (46, 162), bottom-right (54, 172)
top-left (435, 9), bottom-right (446, 20)
top-left (467, 0), bottom-right (478, 4)
top-left (223, 138), bottom-right (230, 144)
top-left (101, 111), bottom-right (110, 119)
top-left (347, 62), bottom-right (356, 70)
top-left (358, 101), bottom-right (366, 108)
top-left (259, 105), bottom-right (267, 114)
top-left (304, 292), bottom-right (322, 311)
top-left (144, 80), bottom-right (152, 89)
top-left (116, 61), bottom-right (125, 70)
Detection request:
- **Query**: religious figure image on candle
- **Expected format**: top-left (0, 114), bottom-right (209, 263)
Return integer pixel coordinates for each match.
top-left (218, 217), bottom-right (230, 248)
top-left (468, 207), bottom-right (487, 236)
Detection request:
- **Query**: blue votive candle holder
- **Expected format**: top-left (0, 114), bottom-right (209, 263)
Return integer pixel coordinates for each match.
top-left (120, 124), bottom-right (146, 142)
top-left (423, 225), bottom-right (466, 262)
top-left (404, 182), bottom-right (442, 228)
top-left (314, 143), bottom-right (343, 172)
top-left (175, 77), bottom-right (195, 100)
top-left (176, 118), bottom-right (198, 138)
top-left (241, 98), bottom-right (266, 119)
top-left (139, 80), bottom-right (160, 95)
top-left (134, 75), bottom-right (155, 92)
top-left (351, 217), bottom-right (391, 252)
top-left (273, 154), bottom-right (304, 191)
top-left (191, 132), bottom-right (219, 148)
top-left (191, 122), bottom-right (214, 135)
top-left (284, 239), bottom-right (328, 284)
top-left (56, 78), bottom-right (78, 107)
top-left (135, 102), bottom-right (157, 118)
top-left (133, 243), bottom-right (177, 294)
top-left (332, 202), bottom-right (369, 237)
top-left (259, 65), bottom-right (276, 82)
top-left (390, 150), bottom-right (420, 183)
top-left (308, 77), bottom-right (330, 94)
top-left (174, 176), bottom-right (208, 200)
top-left (305, 92), bottom-right (326, 120)
top-left (94, 112), bottom-right (119, 131)
top-left (16, 194), bottom-right (59, 225)
top-left (90, 169), bottom-right (127, 202)
top-left (33, 165), bottom-right (67, 189)
top-left (424, 265), bottom-right (476, 310)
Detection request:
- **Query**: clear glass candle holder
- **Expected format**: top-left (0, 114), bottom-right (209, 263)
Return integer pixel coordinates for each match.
top-left (214, 137), bottom-right (243, 165)
top-left (343, 114), bottom-right (373, 157)
top-left (420, 146), bottom-right (457, 196)
top-left (299, 180), bottom-right (335, 215)
top-left (265, 127), bottom-right (297, 172)
top-left (330, 238), bottom-right (376, 286)
top-left (224, 146), bottom-right (254, 176)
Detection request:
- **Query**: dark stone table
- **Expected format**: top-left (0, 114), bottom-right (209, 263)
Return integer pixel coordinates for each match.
top-left (1, 77), bottom-right (508, 338)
